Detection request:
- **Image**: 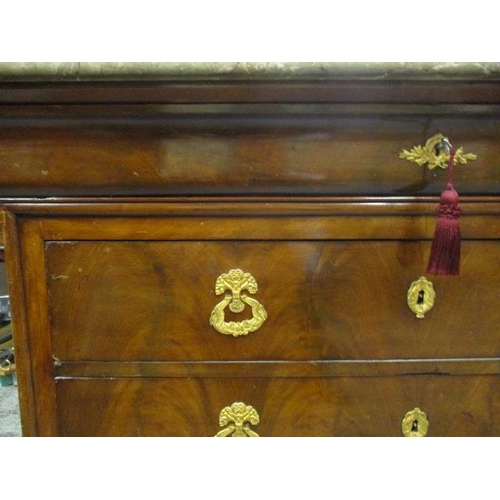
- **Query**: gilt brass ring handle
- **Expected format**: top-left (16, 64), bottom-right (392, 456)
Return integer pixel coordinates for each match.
top-left (399, 133), bottom-right (477, 170)
top-left (402, 407), bottom-right (429, 437)
top-left (407, 276), bottom-right (435, 319)
top-left (215, 401), bottom-right (260, 437)
top-left (210, 269), bottom-right (268, 337)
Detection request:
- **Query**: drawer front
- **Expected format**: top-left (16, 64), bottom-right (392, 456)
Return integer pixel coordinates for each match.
top-left (55, 375), bottom-right (500, 436)
top-left (47, 239), bottom-right (500, 361)
top-left (1, 115), bottom-right (499, 198)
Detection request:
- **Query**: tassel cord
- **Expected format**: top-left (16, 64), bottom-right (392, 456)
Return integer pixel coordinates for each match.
top-left (426, 146), bottom-right (461, 275)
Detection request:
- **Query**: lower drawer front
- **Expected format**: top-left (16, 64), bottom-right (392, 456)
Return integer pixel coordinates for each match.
top-left (55, 376), bottom-right (500, 436)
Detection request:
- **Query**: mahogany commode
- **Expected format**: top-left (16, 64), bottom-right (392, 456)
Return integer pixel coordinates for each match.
top-left (2, 70), bottom-right (500, 436)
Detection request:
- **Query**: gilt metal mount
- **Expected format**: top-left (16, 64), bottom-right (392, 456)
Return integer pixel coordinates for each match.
top-left (399, 133), bottom-right (477, 170)
top-left (210, 269), bottom-right (268, 337)
top-left (407, 277), bottom-right (435, 319)
top-left (402, 407), bottom-right (429, 437)
top-left (215, 402), bottom-right (260, 437)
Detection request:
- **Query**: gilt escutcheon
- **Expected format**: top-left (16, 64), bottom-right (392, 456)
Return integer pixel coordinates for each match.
top-left (402, 407), bottom-right (429, 437)
top-left (407, 276), bottom-right (435, 319)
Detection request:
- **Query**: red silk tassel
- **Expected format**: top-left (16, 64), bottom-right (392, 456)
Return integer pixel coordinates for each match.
top-left (427, 149), bottom-right (461, 275)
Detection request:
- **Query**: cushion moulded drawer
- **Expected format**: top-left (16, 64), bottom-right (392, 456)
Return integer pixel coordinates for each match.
top-left (46, 238), bottom-right (500, 362)
top-left (54, 374), bottom-right (500, 436)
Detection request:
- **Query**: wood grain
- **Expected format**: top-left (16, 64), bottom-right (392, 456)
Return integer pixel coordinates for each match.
top-left (0, 106), bottom-right (499, 197)
top-left (46, 239), bottom-right (500, 361)
top-left (0, 212), bottom-right (4, 248)
top-left (18, 220), bottom-right (57, 435)
top-left (3, 77), bottom-right (500, 436)
top-left (2, 212), bottom-right (37, 435)
top-left (55, 375), bottom-right (500, 436)
top-left (2, 80), bottom-right (500, 104)
top-left (54, 358), bottom-right (500, 379)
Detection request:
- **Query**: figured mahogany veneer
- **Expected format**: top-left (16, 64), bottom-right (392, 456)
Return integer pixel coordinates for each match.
top-left (55, 376), bottom-right (500, 437)
top-left (2, 77), bottom-right (500, 436)
top-left (45, 236), bottom-right (500, 362)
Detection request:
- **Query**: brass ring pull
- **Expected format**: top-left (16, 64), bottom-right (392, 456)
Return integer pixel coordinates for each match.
top-left (215, 402), bottom-right (260, 437)
top-left (210, 269), bottom-right (267, 337)
top-left (407, 276), bottom-right (435, 319)
top-left (402, 407), bottom-right (429, 437)
top-left (399, 133), bottom-right (477, 170)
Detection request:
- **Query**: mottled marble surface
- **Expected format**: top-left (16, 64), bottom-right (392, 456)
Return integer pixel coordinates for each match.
top-left (1, 62), bottom-right (500, 81)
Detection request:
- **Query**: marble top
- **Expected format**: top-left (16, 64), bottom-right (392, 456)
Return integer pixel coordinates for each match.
top-left (1, 62), bottom-right (500, 81)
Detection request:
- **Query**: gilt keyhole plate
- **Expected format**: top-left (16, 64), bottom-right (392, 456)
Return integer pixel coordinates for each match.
top-left (407, 276), bottom-right (435, 319)
top-left (210, 269), bottom-right (268, 337)
top-left (402, 407), bottom-right (429, 437)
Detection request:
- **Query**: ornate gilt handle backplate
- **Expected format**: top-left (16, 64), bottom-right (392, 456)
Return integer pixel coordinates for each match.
top-left (399, 133), bottom-right (477, 170)
top-left (215, 402), bottom-right (260, 437)
top-left (210, 269), bottom-right (268, 337)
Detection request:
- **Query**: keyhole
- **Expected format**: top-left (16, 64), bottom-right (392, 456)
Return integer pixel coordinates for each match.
top-left (411, 419), bottom-right (419, 432)
top-left (417, 290), bottom-right (425, 305)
